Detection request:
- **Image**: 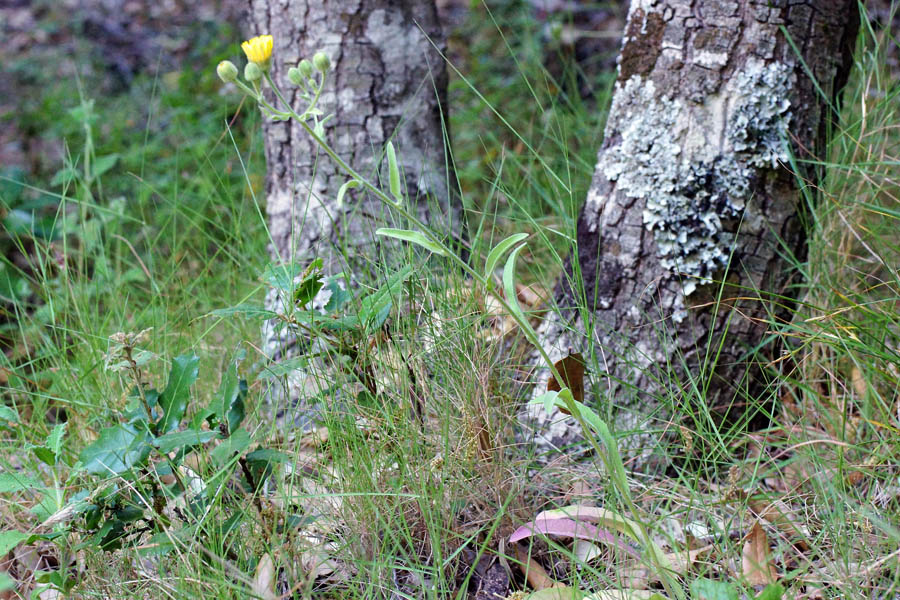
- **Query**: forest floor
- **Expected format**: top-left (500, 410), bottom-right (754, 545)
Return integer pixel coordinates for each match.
top-left (1, 1), bottom-right (900, 599)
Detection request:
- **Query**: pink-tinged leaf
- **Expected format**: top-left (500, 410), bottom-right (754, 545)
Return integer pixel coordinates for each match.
top-left (510, 516), bottom-right (640, 559)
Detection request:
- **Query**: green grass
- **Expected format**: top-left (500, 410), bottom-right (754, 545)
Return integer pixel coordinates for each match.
top-left (1, 1), bottom-right (900, 599)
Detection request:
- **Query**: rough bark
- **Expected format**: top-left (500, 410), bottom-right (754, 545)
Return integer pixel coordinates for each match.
top-left (524, 0), bottom-right (859, 460)
top-left (247, 0), bottom-right (455, 271)
top-left (247, 0), bottom-right (455, 424)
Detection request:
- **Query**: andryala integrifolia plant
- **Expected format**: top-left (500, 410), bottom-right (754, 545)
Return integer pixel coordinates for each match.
top-left (221, 34), bottom-right (685, 598)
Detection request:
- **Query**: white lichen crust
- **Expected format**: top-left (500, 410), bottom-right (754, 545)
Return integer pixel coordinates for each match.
top-left (595, 60), bottom-right (792, 296)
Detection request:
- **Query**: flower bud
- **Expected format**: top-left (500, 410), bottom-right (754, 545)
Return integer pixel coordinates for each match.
top-left (298, 59), bottom-right (313, 79)
top-left (244, 61), bottom-right (263, 82)
top-left (287, 67), bottom-right (303, 86)
top-left (312, 52), bottom-right (331, 73)
top-left (217, 60), bottom-right (238, 83)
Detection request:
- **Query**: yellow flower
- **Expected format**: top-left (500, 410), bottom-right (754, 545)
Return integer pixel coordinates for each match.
top-left (241, 35), bottom-right (273, 69)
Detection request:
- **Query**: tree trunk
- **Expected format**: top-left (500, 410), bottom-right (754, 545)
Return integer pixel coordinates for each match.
top-left (525, 0), bottom-right (859, 460)
top-left (247, 0), bottom-right (455, 424)
top-left (247, 0), bottom-right (454, 271)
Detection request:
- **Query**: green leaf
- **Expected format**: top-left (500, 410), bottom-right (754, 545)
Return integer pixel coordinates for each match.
top-left (484, 232), bottom-right (529, 280)
top-left (293, 270), bottom-right (324, 308)
top-left (376, 228), bottom-right (448, 256)
top-left (0, 572), bottom-right (13, 592)
top-left (158, 353), bottom-right (200, 434)
top-left (336, 179), bottom-right (360, 208)
top-left (502, 243), bottom-right (532, 327)
top-left (46, 422), bottom-right (67, 457)
top-left (207, 305), bottom-right (278, 320)
top-left (691, 578), bottom-right (740, 600)
top-left (153, 429), bottom-right (221, 454)
top-left (0, 404), bottom-right (19, 424)
top-left (211, 359), bottom-right (246, 433)
top-left (262, 262), bottom-right (307, 295)
top-left (256, 356), bottom-right (310, 380)
top-left (0, 531), bottom-right (29, 555)
top-left (245, 448), bottom-right (290, 466)
top-left (0, 472), bottom-right (43, 493)
top-left (323, 277), bottom-right (351, 312)
top-left (210, 428), bottom-right (252, 466)
top-left (386, 141), bottom-right (402, 202)
top-left (79, 423), bottom-right (151, 476)
top-left (91, 153), bottom-right (119, 178)
top-left (755, 584), bottom-right (785, 600)
top-left (359, 266), bottom-right (413, 329)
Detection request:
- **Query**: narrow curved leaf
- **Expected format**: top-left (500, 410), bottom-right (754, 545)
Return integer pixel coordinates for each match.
top-left (510, 516), bottom-right (640, 558)
top-left (376, 228), bottom-right (447, 256)
top-left (484, 232), bottom-right (528, 279)
top-left (336, 179), bottom-right (360, 208)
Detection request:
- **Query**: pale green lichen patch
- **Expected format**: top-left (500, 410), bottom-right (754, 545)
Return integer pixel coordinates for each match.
top-left (595, 60), bottom-right (792, 300)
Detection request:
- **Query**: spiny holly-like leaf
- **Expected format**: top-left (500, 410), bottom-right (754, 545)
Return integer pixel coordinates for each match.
top-left (359, 266), bottom-right (413, 329)
top-left (79, 423), bottom-right (151, 476)
top-left (158, 354), bottom-right (200, 434)
top-left (212, 359), bottom-right (247, 433)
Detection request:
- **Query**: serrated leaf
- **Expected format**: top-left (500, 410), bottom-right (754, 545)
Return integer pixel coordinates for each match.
top-left (262, 263), bottom-right (307, 295)
top-left (207, 305), bottom-right (278, 320)
top-left (158, 353), bottom-right (200, 433)
top-left (256, 356), bottom-right (310, 380)
top-left (376, 228), bottom-right (447, 256)
top-left (484, 232), bottom-right (529, 280)
top-left (323, 277), bottom-right (351, 312)
top-left (153, 429), bottom-right (221, 454)
top-left (293, 271), bottom-right (324, 308)
top-left (46, 422), bottom-right (66, 456)
top-left (79, 423), bottom-right (151, 475)
top-left (386, 141), bottom-right (402, 202)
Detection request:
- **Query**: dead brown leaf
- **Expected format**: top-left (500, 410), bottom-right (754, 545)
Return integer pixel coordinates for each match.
top-left (742, 521), bottom-right (778, 587)
top-left (749, 497), bottom-right (810, 551)
top-left (547, 352), bottom-right (586, 407)
top-left (514, 544), bottom-right (564, 591)
top-left (252, 553), bottom-right (277, 600)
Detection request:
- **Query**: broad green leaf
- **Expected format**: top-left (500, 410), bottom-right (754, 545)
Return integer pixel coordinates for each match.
top-left (0, 472), bottom-right (44, 493)
top-left (256, 356), bottom-right (310, 380)
top-left (336, 179), bottom-right (360, 208)
top-left (691, 578), bottom-right (740, 600)
top-left (211, 359), bottom-right (246, 433)
top-left (211, 428), bottom-right (252, 466)
top-left (323, 277), bottom-right (351, 312)
top-left (386, 141), bottom-right (402, 202)
top-left (153, 429), bottom-right (220, 454)
top-left (755, 584), bottom-right (785, 600)
top-left (245, 448), bottom-right (290, 466)
top-left (207, 305), bottom-right (278, 320)
top-left (0, 531), bottom-right (29, 555)
top-left (359, 266), bottom-right (413, 329)
top-left (158, 353), bottom-right (200, 433)
top-left (91, 153), bottom-right (119, 178)
top-left (525, 588), bottom-right (584, 599)
top-left (79, 423), bottom-right (151, 475)
top-left (262, 262), bottom-right (307, 295)
top-left (484, 232), bottom-right (529, 279)
top-left (376, 228), bottom-right (448, 256)
top-left (0, 404), bottom-right (19, 424)
top-left (293, 271), bottom-right (324, 307)
top-left (0, 572), bottom-right (13, 592)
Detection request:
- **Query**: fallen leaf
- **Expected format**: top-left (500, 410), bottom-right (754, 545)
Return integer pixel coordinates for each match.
top-left (749, 497), bottom-right (809, 551)
top-left (742, 521), bottom-right (778, 587)
top-left (515, 544), bottom-right (564, 591)
top-left (252, 553), bottom-right (277, 600)
top-left (510, 515), bottom-right (639, 558)
top-left (547, 352), bottom-right (586, 405)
